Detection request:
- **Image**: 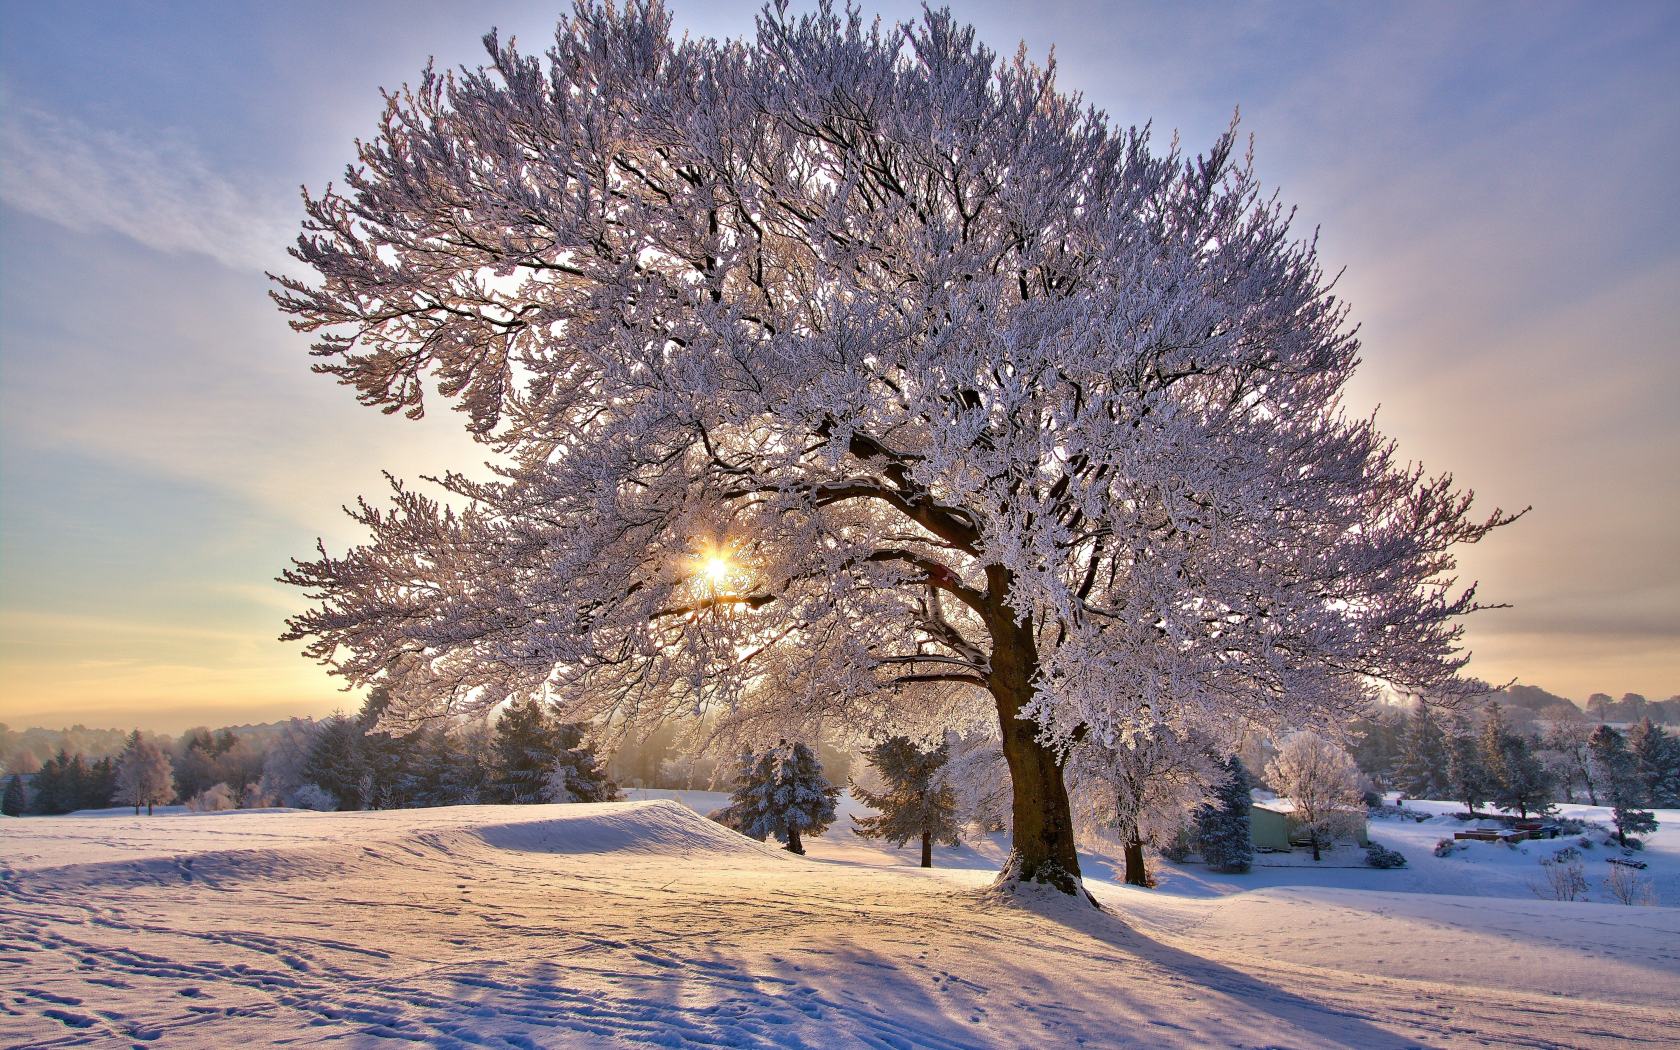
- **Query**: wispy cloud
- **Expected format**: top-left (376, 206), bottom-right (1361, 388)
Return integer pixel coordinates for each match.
top-left (0, 97), bottom-right (293, 270)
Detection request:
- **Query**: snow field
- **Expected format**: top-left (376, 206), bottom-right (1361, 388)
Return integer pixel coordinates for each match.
top-left (3, 799), bottom-right (1677, 1049)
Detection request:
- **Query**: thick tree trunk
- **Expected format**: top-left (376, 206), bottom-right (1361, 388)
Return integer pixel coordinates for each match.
top-left (986, 589), bottom-right (1087, 900)
top-left (1123, 835), bottom-right (1150, 887)
top-left (921, 830), bottom-right (932, 868)
top-left (784, 826), bottom-right (804, 855)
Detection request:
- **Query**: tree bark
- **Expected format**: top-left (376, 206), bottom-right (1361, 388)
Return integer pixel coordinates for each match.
top-left (1123, 835), bottom-right (1149, 887)
top-left (985, 581), bottom-right (1086, 899)
top-left (785, 826), bottom-right (804, 855)
top-left (921, 830), bottom-right (932, 868)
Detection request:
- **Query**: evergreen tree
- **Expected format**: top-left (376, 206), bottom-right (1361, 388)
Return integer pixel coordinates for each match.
top-left (1627, 718), bottom-right (1680, 808)
top-left (1349, 715), bottom-right (1402, 785)
top-left (543, 722), bottom-right (622, 803)
top-left (1446, 719), bottom-right (1493, 815)
top-left (300, 713), bottom-right (370, 810)
top-left (27, 750), bottom-right (93, 814)
top-left (720, 740), bottom-right (840, 854)
top-left (491, 698), bottom-right (568, 804)
top-left (850, 736), bottom-right (960, 868)
top-left (1193, 756), bottom-right (1254, 874)
top-left (1394, 706), bottom-right (1451, 800)
top-left (114, 732), bottom-right (176, 815)
top-left (2, 773), bottom-right (25, 816)
top-left (355, 689), bottom-right (413, 809)
top-left (1590, 725), bottom-right (1659, 846)
top-left (1490, 731), bottom-right (1554, 818)
top-left (86, 756), bottom-right (117, 809)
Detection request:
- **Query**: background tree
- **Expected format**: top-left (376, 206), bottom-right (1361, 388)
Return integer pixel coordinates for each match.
top-left (114, 732), bottom-right (176, 815)
top-left (851, 736), bottom-right (960, 867)
top-left (1071, 725), bottom-right (1218, 886)
top-left (275, 1), bottom-right (1517, 899)
top-left (1590, 725), bottom-right (1657, 846)
top-left (489, 698), bottom-right (569, 805)
top-left (1393, 706), bottom-right (1451, 800)
top-left (543, 723), bottom-right (623, 803)
top-left (1266, 732), bottom-right (1363, 861)
top-left (2, 773), bottom-right (26, 816)
top-left (1586, 693), bottom-right (1614, 722)
top-left (1446, 718), bottom-right (1494, 815)
top-left (719, 741), bottom-right (840, 855)
top-left (1627, 718), bottom-right (1680, 808)
top-left (301, 713), bottom-right (371, 810)
top-left (1193, 756), bottom-right (1255, 874)
top-left (1538, 714), bottom-right (1595, 803)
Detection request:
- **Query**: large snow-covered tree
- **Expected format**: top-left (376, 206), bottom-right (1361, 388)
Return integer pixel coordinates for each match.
top-left (275, 2), bottom-right (1516, 897)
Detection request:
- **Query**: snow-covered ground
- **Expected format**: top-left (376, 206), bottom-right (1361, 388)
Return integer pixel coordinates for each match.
top-left (3, 798), bottom-right (1676, 1048)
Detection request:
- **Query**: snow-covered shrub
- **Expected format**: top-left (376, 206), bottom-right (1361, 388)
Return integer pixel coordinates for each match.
top-left (289, 783), bottom-right (338, 811)
top-left (1531, 853), bottom-right (1588, 901)
top-left (1433, 836), bottom-right (1467, 858)
top-left (1364, 844), bottom-right (1407, 869)
top-left (1622, 837), bottom-right (1644, 851)
top-left (1159, 840), bottom-right (1193, 863)
top-left (1601, 863), bottom-right (1658, 906)
top-left (185, 783), bottom-right (237, 812)
top-left (1576, 835), bottom-right (1595, 849)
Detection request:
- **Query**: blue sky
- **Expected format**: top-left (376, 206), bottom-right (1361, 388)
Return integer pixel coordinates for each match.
top-left (2, 1), bottom-right (1676, 732)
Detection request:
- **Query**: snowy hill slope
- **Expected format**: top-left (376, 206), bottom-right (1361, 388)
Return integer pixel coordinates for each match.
top-left (3, 802), bottom-right (1677, 1049)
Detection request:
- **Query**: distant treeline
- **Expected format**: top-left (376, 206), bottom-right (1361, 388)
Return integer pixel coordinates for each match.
top-left (1347, 693), bottom-right (1680, 816)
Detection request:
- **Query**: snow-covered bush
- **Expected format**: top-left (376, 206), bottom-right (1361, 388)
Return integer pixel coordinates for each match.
top-left (185, 783), bottom-right (236, 812)
top-left (1433, 837), bottom-right (1468, 858)
top-left (289, 784), bottom-right (338, 811)
top-left (1531, 852), bottom-right (1588, 901)
top-left (1601, 863), bottom-right (1658, 906)
top-left (1364, 844), bottom-right (1407, 869)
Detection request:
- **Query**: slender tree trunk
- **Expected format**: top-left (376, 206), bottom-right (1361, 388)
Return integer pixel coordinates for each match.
top-left (920, 830), bottom-right (932, 868)
top-left (985, 585), bottom-right (1086, 899)
top-left (785, 826), bottom-right (804, 855)
top-left (1311, 829), bottom-right (1321, 861)
top-left (147, 803), bottom-right (153, 816)
top-left (1123, 835), bottom-right (1149, 887)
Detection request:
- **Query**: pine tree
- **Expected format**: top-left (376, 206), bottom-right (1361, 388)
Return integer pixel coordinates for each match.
top-left (300, 713), bottom-right (370, 810)
top-left (1394, 706), bottom-right (1451, 800)
top-left (1349, 715), bottom-right (1402, 785)
top-left (850, 736), bottom-right (960, 868)
top-left (356, 689), bottom-right (413, 809)
top-left (543, 723), bottom-right (622, 803)
top-left (1491, 731), bottom-right (1554, 818)
top-left (1193, 756), bottom-right (1255, 874)
top-left (2, 773), bottom-right (25, 816)
top-left (720, 741), bottom-right (840, 855)
top-left (1446, 719), bottom-right (1493, 815)
top-left (114, 732), bottom-right (176, 815)
top-left (491, 698), bottom-right (567, 804)
top-left (1591, 725), bottom-right (1659, 846)
top-left (1628, 718), bottom-right (1680, 808)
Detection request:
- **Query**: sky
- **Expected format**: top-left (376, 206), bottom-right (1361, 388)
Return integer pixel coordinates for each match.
top-left (1, 1), bottom-right (1676, 734)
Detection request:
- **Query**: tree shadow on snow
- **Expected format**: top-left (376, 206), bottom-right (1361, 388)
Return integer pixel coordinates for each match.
top-left (1007, 887), bottom-right (1432, 1049)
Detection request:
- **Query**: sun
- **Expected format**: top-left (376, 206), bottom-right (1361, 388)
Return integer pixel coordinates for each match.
top-left (702, 554), bottom-right (732, 584)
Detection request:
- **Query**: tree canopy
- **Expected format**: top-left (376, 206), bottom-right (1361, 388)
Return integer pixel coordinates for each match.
top-left (276, 1), bottom-right (1515, 896)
